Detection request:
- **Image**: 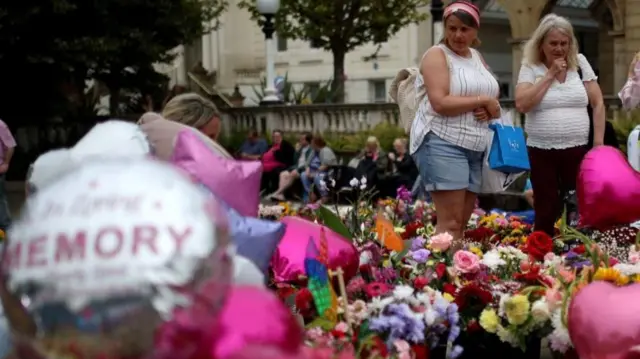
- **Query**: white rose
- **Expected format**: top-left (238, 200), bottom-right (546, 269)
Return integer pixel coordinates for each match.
top-left (531, 299), bottom-right (550, 323)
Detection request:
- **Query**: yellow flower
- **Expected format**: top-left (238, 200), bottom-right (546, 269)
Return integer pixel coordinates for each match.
top-left (479, 309), bottom-right (500, 333)
top-left (504, 295), bottom-right (530, 326)
top-left (469, 247), bottom-right (483, 258)
top-left (382, 260), bottom-right (391, 268)
top-left (511, 229), bottom-right (523, 236)
top-left (394, 227), bottom-right (406, 234)
top-left (593, 268), bottom-right (629, 286)
top-left (632, 274), bottom-right (640, 283)
top-left (443, 293), bottom-right (455, 302)
top-left (426, 260), bottom-right (435, 266)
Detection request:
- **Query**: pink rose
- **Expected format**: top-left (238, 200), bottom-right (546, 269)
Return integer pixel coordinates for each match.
top-left (429, 232), bottom-right (453, 251)
top-left (629, 249), bottom-right (640, 264)
top-left (453, 250), bottom-right (480, 274)
top-left (545, 286), bottom-right (562, 310)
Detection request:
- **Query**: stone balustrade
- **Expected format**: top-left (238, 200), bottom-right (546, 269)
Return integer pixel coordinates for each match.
top-left (221, 96), bottom-right (628, 135)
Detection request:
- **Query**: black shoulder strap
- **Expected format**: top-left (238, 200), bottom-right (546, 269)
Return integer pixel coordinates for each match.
top-left (577, 68), bottom-right (583, 80)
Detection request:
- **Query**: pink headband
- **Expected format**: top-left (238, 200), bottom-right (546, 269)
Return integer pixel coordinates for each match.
top-left (444, 2), bottom-right (481, 27)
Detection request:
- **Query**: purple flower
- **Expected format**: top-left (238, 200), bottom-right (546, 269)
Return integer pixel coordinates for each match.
top-left (396, 186), bottom-right (412, 202)
top-left (411, 236), bottom-right (426, 251)
top-left (373, 267), bottom-right (398, 283)
top-left (411, 249), bottom-right (431, 263)
top-left (369, 303), bottom-right (425, 344)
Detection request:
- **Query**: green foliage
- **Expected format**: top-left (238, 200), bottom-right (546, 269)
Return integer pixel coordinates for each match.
top-left (237, 0), bottom-right (430, 99)
top-left (252, 74), bottom-right (341, 104)
top-left (325, 122), bottom-right (406, 153)
top-left (611, 110), bottom-right (640, 154)
top-left (0, 0), bottom-right (227, 119)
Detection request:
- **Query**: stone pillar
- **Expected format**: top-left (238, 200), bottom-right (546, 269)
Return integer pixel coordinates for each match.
top-left (497, 0), bottom-right (547, 87)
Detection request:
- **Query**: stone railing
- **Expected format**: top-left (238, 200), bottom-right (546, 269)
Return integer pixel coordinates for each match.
top-left (220, 96), bottom-right (629, 135)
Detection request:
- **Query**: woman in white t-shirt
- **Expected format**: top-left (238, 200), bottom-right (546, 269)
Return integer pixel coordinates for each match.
top-left (515, 14), bottom-right (605, 236)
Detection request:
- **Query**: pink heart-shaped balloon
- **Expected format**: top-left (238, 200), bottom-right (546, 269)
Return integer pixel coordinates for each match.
top-left (577, 146), bottom-right (640, 228)
top-left (270, 216), bottom-right (359, 284)
top-left (568, 281), bottom-right (640, 359)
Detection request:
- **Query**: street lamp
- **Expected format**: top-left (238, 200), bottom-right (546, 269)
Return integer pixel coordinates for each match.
top-left (431, 0), bottom-right (444, 45)
top-left (257, 0), bottom-right (281, 105)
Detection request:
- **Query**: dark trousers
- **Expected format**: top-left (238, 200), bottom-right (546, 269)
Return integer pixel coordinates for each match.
top-left (528, 146), bottom-right (588, 236)
top-left (260, 166), bottom-right (286, 194)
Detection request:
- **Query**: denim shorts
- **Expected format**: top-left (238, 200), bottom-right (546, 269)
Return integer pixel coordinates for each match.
top-left (412, 132), bottom-right (484, 193)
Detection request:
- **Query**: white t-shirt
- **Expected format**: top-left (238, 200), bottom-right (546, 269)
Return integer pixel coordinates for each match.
top-left (517, 54), bottom-right (597, 149)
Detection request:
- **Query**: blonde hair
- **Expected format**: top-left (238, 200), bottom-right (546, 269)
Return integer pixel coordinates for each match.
top-left (161, 93), bottom-right (220, 129)
top-left (393, 138), bottom-right (408, 147)
top-left (522, 14), bottom-right (580, 70)
top-left (366, 136), bottom-right (380, 147)
top-left (629, 51), bottom-right (640, 77)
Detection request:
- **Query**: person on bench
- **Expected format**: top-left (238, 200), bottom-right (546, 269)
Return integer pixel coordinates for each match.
top-left (385, 138), bottom-right (418, 197)
top-left (260, 129), bottom-right (295, 194)
top-left (300, 136), bottom-right (337, 203)
top-left (352, 136), bottom-right (389, 193)
top-left (268, 132), bottom-right (313, 201)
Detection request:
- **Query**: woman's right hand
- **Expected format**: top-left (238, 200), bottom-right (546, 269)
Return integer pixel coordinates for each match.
top-left (480, 97), bottom-right (500, 118)
top-left (548, 58), bottom-right (567, 75)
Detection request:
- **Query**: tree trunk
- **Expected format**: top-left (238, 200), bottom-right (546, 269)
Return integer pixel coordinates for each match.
top-left (109, 86), bottom-right (121, 116)
top-left (331, 49), bottom-right (346, 103)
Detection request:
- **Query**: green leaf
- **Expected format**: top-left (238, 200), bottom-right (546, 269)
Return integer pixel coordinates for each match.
top-left (305, 317), bottom-right (335, 330)
top-left (317, 205), bottom-right (353, 240)
top-left (392, 246), bottom-right (409, 261)
top-left (358, 320), bottom-right (371, 340)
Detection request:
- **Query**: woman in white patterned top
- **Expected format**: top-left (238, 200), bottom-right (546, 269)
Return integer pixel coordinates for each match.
top-left (410, 0), bottom-right (501, 243)
top-left (515, 14), bottom-right (605, 236)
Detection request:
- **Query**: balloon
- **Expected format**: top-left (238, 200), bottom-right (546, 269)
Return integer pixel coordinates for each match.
top-left (27, 149), bottom-right (75, 194)
top-left (138, 112), bottom-right (233, 161)
top-left (233, 254), bottom-right (265, 286)
top-left (7, 159), bottom-right (232, 359)
top-left (568, 281), bottom-right (640, 359)
top-left (578, 146), bottom-right (640, 228)
top-left (172, 129), bottom-right (262, 217)
top-left (225, 203), bottom-right (285, 276)
top-left (226, 345), bottom-right (308, 359)
top-left (71, 119), bottom-right (151, 158)
top-left (212, 286), bottom-right (303, 358)
top-left (271, 216), bottom-right (358, 284)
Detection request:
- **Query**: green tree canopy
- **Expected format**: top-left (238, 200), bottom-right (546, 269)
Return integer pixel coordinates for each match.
top-left (238, 0), bottom-right (430, 101)
top-left (0, 0), bottom-right (227, 119)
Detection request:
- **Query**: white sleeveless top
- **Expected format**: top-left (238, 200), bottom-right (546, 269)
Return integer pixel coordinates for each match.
top-left (410, 44), bottom-right (500, 154)
top-left (516, 54), bottom-right (596, 149)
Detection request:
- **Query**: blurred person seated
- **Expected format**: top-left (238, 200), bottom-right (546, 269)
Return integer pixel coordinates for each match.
top-left (351, 136), bottom-right (389, 192)
top-left (524, 178), bottom-right (534, 208)
top-left (268, 132), bottom-right (313, 201)
top-left (301, 136), bottom-right (337, 203)
top-left (382, 138), bottom-right (418, 197)
top-left (260, 129), bottom-right (295, 193)
top-left (237, 128), bottom-right (268, 160)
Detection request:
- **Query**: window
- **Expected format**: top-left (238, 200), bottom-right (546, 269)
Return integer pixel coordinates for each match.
top-left (371, 80), bottom-right (387, 102)
top-left (309, 39), bottom-right (322, 49)
top-left (277, 34), bottom-right (287, 52)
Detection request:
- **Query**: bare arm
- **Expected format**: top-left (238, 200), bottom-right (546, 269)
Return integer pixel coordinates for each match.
top-left (515, 71), bottom-right (555, 113)
top-left (585, 80), bottom-right (605, 145)
top-left (421, 47), bottom-right (494, 117)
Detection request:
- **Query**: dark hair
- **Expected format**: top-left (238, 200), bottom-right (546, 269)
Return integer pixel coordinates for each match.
top-left (312, 135), bottom-right (326, 148)
top-left (441, 1), bottom-right (481, 47)
top-left (303, 132), bottom-right (313, 143)
top-left (248, 128), bottom-right (259, 137)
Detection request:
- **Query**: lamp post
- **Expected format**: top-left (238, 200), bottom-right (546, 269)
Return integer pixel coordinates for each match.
top-left (257, 0), bottom-right (281, 105)
top-left (431, 0), bottom-right (444, 45)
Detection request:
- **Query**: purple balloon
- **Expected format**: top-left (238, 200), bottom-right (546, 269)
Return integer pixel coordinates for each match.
top-left (171, 129), bottom-right (262, 217)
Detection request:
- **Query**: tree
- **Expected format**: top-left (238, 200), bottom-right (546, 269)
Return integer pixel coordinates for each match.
top-left (238, 0), bottom-right (430, 101)
top-left (0, 0), bottom-right (228, 118)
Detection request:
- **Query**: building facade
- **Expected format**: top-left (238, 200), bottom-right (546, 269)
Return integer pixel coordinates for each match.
top-left (160, 0), bottom-right (640, 105)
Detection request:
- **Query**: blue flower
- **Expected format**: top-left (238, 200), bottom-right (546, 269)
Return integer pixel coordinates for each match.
top-left (411, 248), bottom-right (431, 263)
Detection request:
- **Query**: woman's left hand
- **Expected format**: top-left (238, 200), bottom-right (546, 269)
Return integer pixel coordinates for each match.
top-left (473, 107), bottom-right (491, 121)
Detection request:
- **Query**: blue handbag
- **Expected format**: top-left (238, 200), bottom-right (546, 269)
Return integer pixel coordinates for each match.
top-left (488, 123), bottom-right (530, 173)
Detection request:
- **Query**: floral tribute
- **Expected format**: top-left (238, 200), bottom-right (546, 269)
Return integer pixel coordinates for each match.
top-left (259, 183), bottom-right (640, 359)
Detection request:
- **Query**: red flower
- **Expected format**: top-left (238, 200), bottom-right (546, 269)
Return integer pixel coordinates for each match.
top-left (364, 282), bottom-right (392, 298)
top-left (454, 284), bottom-right (493, 312)
top-left (403, 221), bottom-right (424, 239)
top-left (435, 263), bottom-right (447, 279)
top-left (467, 319), bottom-right (482, 333)
top-left (372, 337), bottom-right (389, 356)
top-left (276, 286), bottom-right (296, 300)
top-left (573, 244), bottom-right (586, 254)
top-left (413, 276), bottom-right (429, 291)
top-left (442, 283), bottom-right (457, 296)
top-left (411, 344), bottom-right (428, 359)
top-left (464, 227), bottom-right (496, 243)
top-left (330, 329), bottom-right (347, 339)
top-left (294, 288), bottom-right (315, 317)
top-left (525, 231), bottom-right (554, 261)
top-left (609, 257), bottom-right (619, 266)
top-left (514, 265), bottom-right (544, 285)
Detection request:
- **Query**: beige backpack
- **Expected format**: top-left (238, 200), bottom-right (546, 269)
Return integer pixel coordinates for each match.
top-left (389, 67), bottom-right (427, 134)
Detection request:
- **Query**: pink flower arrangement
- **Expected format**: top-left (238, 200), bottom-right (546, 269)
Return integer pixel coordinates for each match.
top-left (429, 232), bottom-right (453, 251)
top-left (453, 250), bottom-right (481, 274)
